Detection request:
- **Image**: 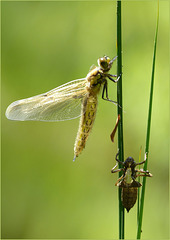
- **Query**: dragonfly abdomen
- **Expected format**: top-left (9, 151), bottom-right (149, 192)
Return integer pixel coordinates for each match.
top-left (118, 180), bottom-right (142, 212)
top-left (74, 94), bottom-right (97, 160)
top-left (121, 186), bottom-right (138, 212)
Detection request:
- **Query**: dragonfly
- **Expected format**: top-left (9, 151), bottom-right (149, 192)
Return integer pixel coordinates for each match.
top-left (6, 56), bottom-right (120, 161)
top-left (111, 152), bottom-right (152, 212)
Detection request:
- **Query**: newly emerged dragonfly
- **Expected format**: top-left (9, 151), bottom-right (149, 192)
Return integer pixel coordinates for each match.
top-left (6, 56), bottom-right (119, 161)
top-left (111, 152), bottom-right (152, 212)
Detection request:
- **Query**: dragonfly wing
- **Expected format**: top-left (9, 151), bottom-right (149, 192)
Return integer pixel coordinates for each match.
top-left (6, 78), bottom-right (87, 121)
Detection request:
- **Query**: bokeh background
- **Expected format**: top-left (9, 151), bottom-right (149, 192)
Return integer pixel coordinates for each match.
top-left (1, 1), bottom-right (169, 239)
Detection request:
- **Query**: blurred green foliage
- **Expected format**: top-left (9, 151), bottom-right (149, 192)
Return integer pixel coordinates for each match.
top-left (1, 1), bottom-right (169, 239)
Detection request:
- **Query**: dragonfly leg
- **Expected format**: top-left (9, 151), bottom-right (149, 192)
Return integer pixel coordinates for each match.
top-left (136, 173), bottom-right (153, 178)
top-left (135, 169), bottom-right (152, 177)
top-left (107, 74), bottom-right (121, 83)
top-left (102, 81), bottom-right (118, 105)
top-left (115, 174), bottom-right (124, 186)
top-left (111, 167), bottom-right (124, 174)
top-left (115, 150), bottom-right (124, 165)
top-left (131, 175), bottom-right (137, 181)
top-left (111, 162), bottom-right (118, 172)
top-left (135, 159), bottom-right (146, 166)
top-left (110, 74), bottom-right (117, 77)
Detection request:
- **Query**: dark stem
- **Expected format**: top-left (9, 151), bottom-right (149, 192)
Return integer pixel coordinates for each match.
top-left (116, 1), bottom-right (124, 239)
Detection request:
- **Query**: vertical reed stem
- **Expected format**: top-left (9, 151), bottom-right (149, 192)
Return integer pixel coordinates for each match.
top-left (116, 1), bottom-right (124, 239)
top-left (137, 2), bottom-right (159, 238)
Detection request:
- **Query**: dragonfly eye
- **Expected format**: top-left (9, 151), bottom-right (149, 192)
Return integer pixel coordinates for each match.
top-left (98, 56), bottom-right (112, 70)
top-left (100, 60), bottom-right (108, 69)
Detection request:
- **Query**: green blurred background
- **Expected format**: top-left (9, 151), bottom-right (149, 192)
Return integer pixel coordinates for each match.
top-left (1, 1), bottom-right (169, 239)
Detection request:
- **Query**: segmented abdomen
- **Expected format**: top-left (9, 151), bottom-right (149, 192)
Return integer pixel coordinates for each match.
top-left (121, 187), bottom-right (138, 212)
top-left (74, 94), bottom-right (97, 159)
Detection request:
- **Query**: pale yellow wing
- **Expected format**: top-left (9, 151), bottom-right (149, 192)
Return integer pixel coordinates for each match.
top-left (6, 78), bottom-right (87, 121)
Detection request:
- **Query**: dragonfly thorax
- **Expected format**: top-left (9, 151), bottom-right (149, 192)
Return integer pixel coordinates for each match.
top-left (124, 168), bottom-right (133, 184)
top-left (86, 68), bottom-right (104, 95)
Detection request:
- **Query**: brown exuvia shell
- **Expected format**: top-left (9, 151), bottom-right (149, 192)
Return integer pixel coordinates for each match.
top-left (119, 180), bottom-right (142, 212)
top-left (121, 187), bottom-right (138, 212)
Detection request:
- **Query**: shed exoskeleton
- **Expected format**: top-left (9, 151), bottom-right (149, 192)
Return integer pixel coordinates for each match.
top-left (111, 152), bottom-right (152, 212)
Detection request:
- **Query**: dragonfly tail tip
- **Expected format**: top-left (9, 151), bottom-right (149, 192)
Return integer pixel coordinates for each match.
top-left (73, 156), bottom-right (76, 162)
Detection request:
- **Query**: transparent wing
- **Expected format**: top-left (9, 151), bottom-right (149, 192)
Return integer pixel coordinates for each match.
top-left (6, 78), bottom-right (87, 121)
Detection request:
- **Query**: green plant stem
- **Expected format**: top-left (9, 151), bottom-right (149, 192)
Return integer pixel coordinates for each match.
top-left (116, 1), bottom-right (124, 239)
top-left (137, 146), bottom-right (142, 225)
top-left (137, 2), bottom-right (159, 239)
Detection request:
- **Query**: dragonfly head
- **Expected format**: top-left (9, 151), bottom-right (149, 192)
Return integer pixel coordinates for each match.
top-left (124, 157), bottom-right (136, 169)
top-left (98, 56), bottom-right (116, 71)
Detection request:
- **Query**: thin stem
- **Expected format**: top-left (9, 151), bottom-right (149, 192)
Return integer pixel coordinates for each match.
top-left (116, 1), bottom-right (124, 239)
top-left (137, 2), bottom-right (159, 239)
top-left (137, 147), bottom-right (142, 225)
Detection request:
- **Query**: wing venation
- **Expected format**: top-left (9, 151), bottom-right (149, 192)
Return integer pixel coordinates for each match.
top-left (6, 78), bottom-right (87, 121)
